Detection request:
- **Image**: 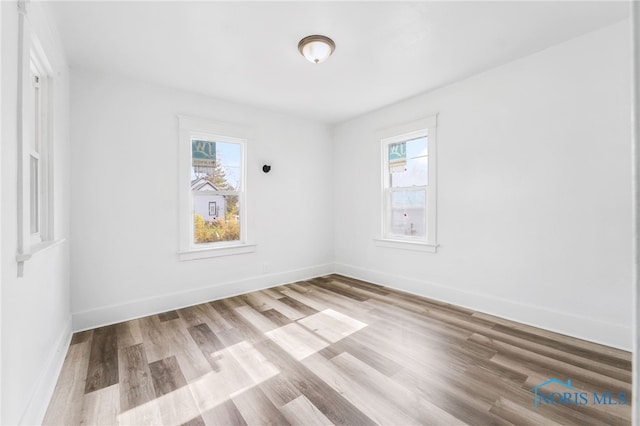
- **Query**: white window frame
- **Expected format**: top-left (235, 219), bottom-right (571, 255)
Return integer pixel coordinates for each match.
top-left (375, 115), bottom-right (438, 253)
top-left (16, 4), bottom-right (58, 276)
top-left (178, 116), bottom-right (255, 261)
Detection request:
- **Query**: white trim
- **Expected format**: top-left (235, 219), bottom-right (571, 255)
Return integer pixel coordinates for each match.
top-left (19, 317), bottom-right (72, 426)
top-left (373, 238), bottom-right (438, 253)
top-left (334, 262), bottom-right (632, 351)
top-left (72, 263), bottom-right (334, 332)
top-left (178, 242), bottom-right (256, 261)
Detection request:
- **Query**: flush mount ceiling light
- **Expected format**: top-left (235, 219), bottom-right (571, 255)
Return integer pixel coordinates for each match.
top-left (298, 35), bottom-right (336, 64)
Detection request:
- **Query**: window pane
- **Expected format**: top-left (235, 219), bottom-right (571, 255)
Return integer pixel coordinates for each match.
top-left (30, 156), bottom-right (39, 234)
top-left (34, 78), bottom-right (40, 153)
top-left (193, 194), bottom-right (240, 244)
top-left (389, 190), bottom-right (426, 237)
top-left (391, 136), bottom-right (428, 188)
top-left (191, 139), bottom-right (241, 190)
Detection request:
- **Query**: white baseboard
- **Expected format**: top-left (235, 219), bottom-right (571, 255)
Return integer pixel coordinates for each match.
top-left (334, 263), bottom-right (632, 351)
top-left (72, 263), bottom-right (334, 332)
top-left (20, 316), bottom-right (72, 426)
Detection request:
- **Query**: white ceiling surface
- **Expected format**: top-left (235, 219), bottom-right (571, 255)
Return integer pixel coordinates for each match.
top-left (47, 1), bottom-right (629, 124)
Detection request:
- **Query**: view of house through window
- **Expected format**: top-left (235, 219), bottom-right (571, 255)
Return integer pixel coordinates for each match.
top-left (191, 138), bottom-right (242, 244)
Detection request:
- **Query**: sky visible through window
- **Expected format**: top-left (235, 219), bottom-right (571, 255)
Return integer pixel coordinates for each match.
top-left (391, 136), bottom-right (428, 188)
top-left (191, 140), bottom-right (241, 189)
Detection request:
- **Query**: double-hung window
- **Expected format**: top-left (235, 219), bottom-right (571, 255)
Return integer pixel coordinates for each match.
top-left (378, 116), bottom-right (438, 252)
top-left (29, 58), bottom-right (47, 244)
top-left (16, 5), bottom-right (56, 275)
top-left (178, 116), bottom-right (254, 260)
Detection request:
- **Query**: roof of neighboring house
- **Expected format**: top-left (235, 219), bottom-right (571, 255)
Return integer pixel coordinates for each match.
top-left (191, 178), bottom-right (219, 191)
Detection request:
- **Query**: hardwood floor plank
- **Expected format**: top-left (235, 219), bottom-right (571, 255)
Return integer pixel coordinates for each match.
top-left (226, 340), bottom-right (280, 386)
top-left (232, 386), bottom-right (292, 426)
top-left (262, 287), bottom-right (286, 300)
top-left (306, 278), bottom-right (369, 302)
top-left (85, 324), bottom-right (119, 393)
top-left (158, 310), bottom-right (180, 322)
top-left (255, 339), bottom-right (377, 426)
top-left (327, 274), bottom-right (390, 296)
top-left (278, 295), bottom-right (318, 316)
top-left (188, 301), bottom-right (234, 333)
top-left (474, 311), bottom-right (631, 364)
top-left (319, 337), bottom-right (404, 377)
top-left (140, 316), bottom-right (211, 382)
top-left (43, 341), bottom-right (92, 425)
top-left (235, 305), bottom-right (279, 333)
top-left (259, 373), bottom-right (302, 407)
top-left (149, 355), bottom-right (188, 397)
top-left (489, 396), bottom-right (566, 426)
top-left (119, 343), bottom-right (156, 411)
top-left (261, 308), bottom-right (293, 327)
top-left (279, 286), bottom-right (330, 312)
top-left (80, 383), bottom-right (120, 425)
top-left (188, 347), bottom-right (254, 413)
top-left (303, 352), bottom-right (420, 425)
top-left (116, 319), bottom-right (143, 349)
top-left (181, 415), bottom-right (206, 426)
top-left (187, 322), bottom-right (226, 370)
top-left (297, 308), bottom-right (367, 343)
top-left (332, 351), bottom-right (466, 425)
top-left (155, 386), bottom-right (201, 425)
top-left (265, 322), bottom-right (329, 360)
top-left (279, 395), bottom-right (334, 426)
top-left (117, 398), bottom-right (163, 425)
top-left (490, 323), bottom-right (632, 371)
top-left (393, 368), bottom-right (514, 426)
top-left (470, 329), bottom-right (632, 383)
top-left (70, 329), bottom-right (93, 345)
top-left (201, 399), bottom-right (248, 426)
top-left (210, 299), bottom-right (266, 344)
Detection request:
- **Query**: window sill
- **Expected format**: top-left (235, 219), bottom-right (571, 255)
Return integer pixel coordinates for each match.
top-left (373, 238), bottom-right (438, 253)
top-left (16, 238), bottom-right (67, 277)
top-left (17, 238), bottom-right (66, 262)
top-left (179, 243), bottom-right (256, 261)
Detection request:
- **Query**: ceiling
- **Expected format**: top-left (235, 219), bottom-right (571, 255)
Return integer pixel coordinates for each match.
top-left (47, 1), bottom-right (629, 124)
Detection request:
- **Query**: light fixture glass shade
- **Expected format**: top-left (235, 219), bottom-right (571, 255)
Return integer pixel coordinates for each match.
top-left (298, 35), bottom-right (335, 64)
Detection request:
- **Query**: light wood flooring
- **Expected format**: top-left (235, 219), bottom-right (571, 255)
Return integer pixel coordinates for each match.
top-left (44, 275), bottom-right (632, 425)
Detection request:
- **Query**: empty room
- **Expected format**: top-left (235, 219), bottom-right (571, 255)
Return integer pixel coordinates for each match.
top-left (1, 1), bottom-right (638, 425)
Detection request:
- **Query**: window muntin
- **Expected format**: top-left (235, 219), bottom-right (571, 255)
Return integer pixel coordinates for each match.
top-left (190, 137), bottom-right (243, 245)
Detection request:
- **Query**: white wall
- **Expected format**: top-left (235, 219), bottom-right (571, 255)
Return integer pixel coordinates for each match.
top-left (333, 21), bottom-right (633, 350)
top-left (1, 2), bottom-right (71, 424)
top-left (70, 70), bottom-right (334, 329)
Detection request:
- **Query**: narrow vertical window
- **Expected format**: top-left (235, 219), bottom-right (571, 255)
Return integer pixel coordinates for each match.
top-left (178, 116), bottom-right (254, 260)
top-left (380, 116), bottom-right (437, 251)
top-left (29, 60), bottom-right (46, 243)
top-left (16, 5), bottom-right (57, 274)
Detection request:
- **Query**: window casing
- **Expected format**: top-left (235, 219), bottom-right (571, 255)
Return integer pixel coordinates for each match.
top-left (379, 116), bottom-right (438, 252)
top-left (178, 116), bottom-right (254, 260)
top-left (16, 5), bottom-right (57, 275)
